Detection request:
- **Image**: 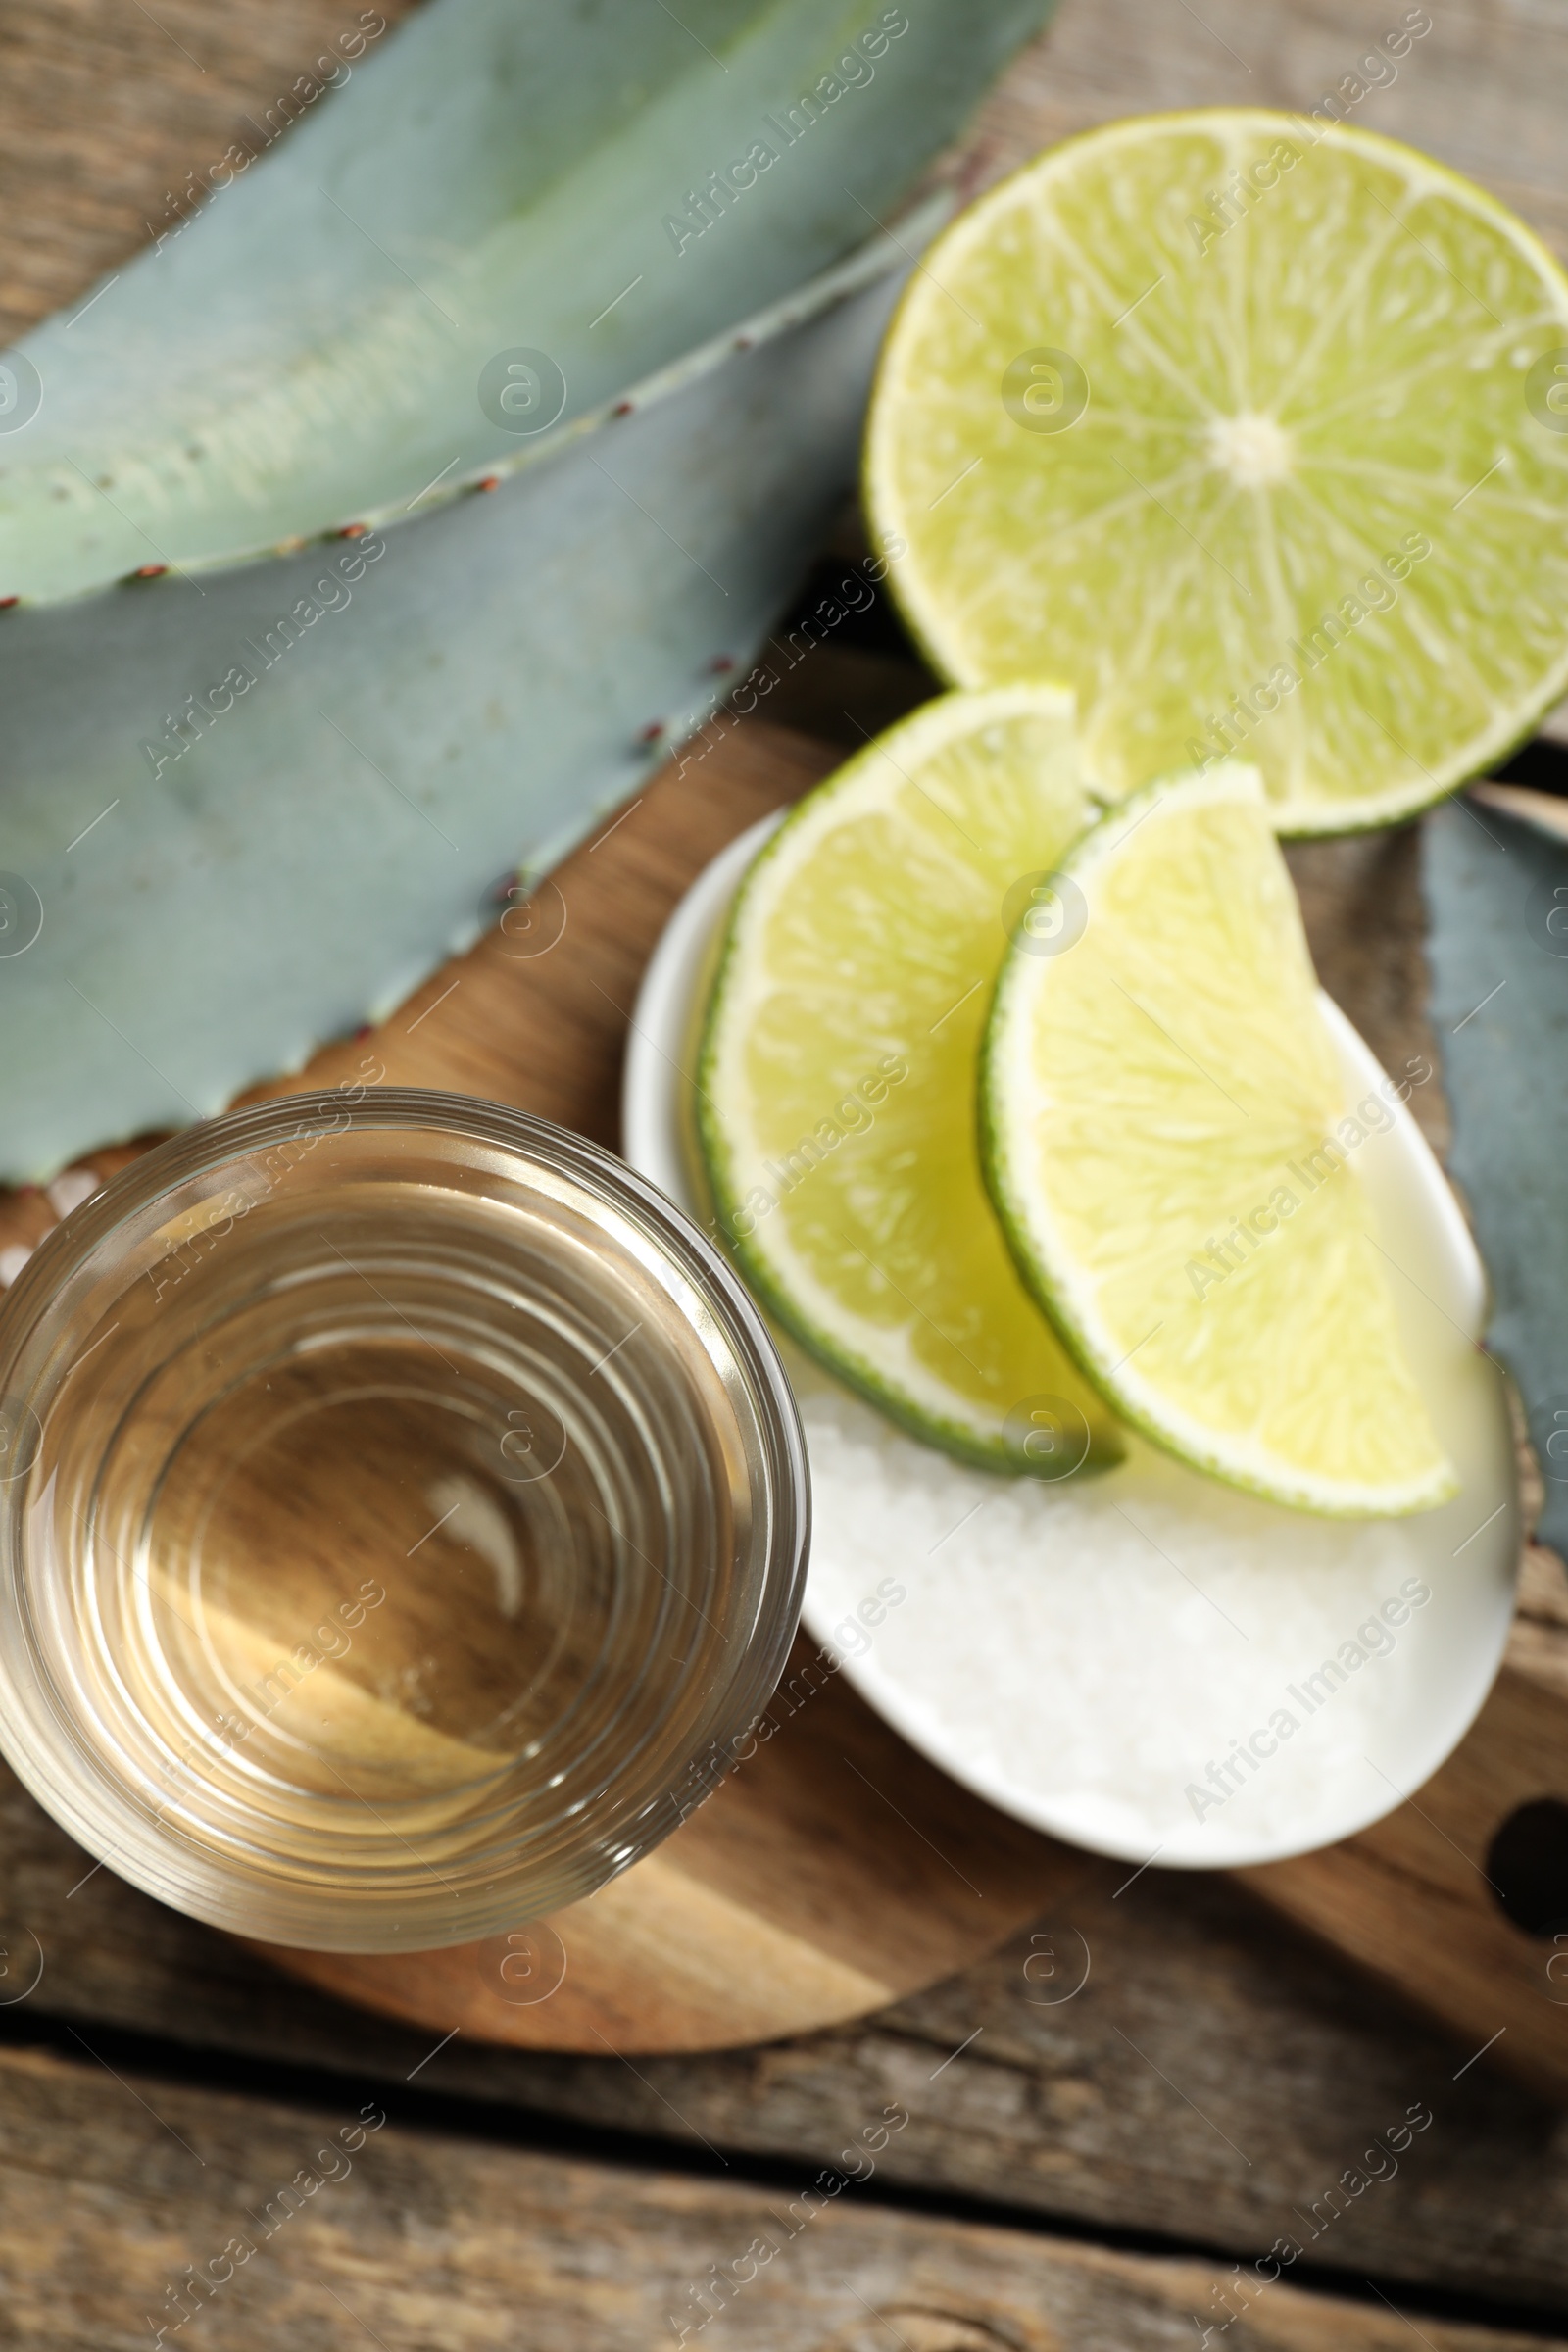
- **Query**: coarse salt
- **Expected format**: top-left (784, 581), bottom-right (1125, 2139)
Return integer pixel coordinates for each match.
top-left (796, 1360), bottom-right (1438, 1866)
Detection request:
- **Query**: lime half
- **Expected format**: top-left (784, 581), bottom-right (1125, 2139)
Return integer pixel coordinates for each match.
top-left (866, 111), bottom-right (1568, 834)
top-left (982, 760), bottom-right (1455, 1514)
top-left (697, 688), bottom-right (1122, 1476)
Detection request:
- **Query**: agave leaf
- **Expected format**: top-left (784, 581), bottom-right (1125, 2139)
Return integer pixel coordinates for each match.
top-left (2, 0), bottom-right (1054, 596)
top-left (0, 234), bottom-right (914, 1179)
top-left (1423, 795), bottom-right (1568, 1554)
top-left (0, 0), bottom-right (1057, 1180)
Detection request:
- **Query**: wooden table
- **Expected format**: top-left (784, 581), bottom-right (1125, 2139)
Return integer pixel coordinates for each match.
top-left (4, 4), bottom-right (1568, 2346)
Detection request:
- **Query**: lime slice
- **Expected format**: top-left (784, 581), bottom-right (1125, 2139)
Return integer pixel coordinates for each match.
top-left (697, 687), bottom-right (1122, 1475)
top-left (982, 760), bottom-right (1455, 1513)
top-left (865, 111), bottom-right (1568, 835)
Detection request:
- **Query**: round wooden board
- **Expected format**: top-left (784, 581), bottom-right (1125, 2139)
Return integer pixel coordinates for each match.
top-left (0, 714), bottom-right (1074, 2054)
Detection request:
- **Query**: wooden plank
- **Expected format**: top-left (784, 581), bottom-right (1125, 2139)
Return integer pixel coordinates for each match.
top-left (0, 2040), bottom-right (1556, 2351)
top-left (1510, 1539), bottom-right (1568, 1702)
top-left (1283, 827), bottom-right (1447, 1157)
top-left (0, 0), bottom-right (421, 347)
top-left (6, 0), bottom-right (1568, 360)
top-left (9, 1724), bottom-right (1568, 2318)
top-left (961, 0), bottom-right (1568, 259)
top-left (1242, 1665), bottom-right (1568, 2088)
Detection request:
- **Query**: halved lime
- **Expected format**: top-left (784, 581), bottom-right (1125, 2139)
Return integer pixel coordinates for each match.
top-left (865, 111), bottom-right (1568, 834)
top-left (697, 688), bottom-right (1122, 1475)
top-left (982, 760), bottom-right (1455, 1513)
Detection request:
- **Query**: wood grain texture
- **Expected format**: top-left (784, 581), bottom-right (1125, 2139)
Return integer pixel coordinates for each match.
top-left (257, 1629), bottom-right (1094, 2054)
top-left (1283, 826), bottom-right (1448, 1158)
top-left (1511, 1540), bottom-right (1568, 1702)
top-left (960, 0), bottom-right (1568, 259)
top-left (0, 2038), bottom-right (1558, 2352)
top-left (0, 0), bottom-right (421, 346)
top-left (8, 0), bottom-right (1568, 351)
top-left (10, 1729), bottom-right (1568, 2316)
top-left (1242, 1664), bottom-right (1568, 2100)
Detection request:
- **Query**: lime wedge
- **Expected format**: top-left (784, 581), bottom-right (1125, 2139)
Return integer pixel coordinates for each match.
top-left (982, 760), bottom-right (1455, 1513)
top-left (865, 111), bottom-right (1568, 834)
top-left (697, 688), bottom-right (1122, 1475)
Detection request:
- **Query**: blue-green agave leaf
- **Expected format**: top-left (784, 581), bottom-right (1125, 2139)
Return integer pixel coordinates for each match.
top-left (3, 0), bottom-right (1053, 595)
top-left (1424, 795), bottom-right (1568, 1555)
top-left (0, 234), bottom-right (915, 1176)
top-left (0, 0), bottom-right (1058, 1179)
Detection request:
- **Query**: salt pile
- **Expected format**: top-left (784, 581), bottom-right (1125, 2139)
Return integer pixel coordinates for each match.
top-left (798, 1364), bottom-right (1437, 1865)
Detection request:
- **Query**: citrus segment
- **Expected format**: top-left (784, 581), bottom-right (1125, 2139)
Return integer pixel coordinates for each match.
top-left (982, 761), bottom-right (1455, 1512)
top-left (697, 688), bottom-right (1122, 1474)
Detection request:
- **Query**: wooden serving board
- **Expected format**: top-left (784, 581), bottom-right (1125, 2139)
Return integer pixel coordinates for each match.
top-left (5, 713), bottom-right (1568, 2085)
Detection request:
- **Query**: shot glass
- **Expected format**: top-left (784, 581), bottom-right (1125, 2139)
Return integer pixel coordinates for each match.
top-left (0, 1090), bottom-right (808, 1950)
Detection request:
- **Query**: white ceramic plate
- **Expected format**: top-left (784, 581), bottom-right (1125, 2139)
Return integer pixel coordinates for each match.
top-left (624, 815), bottom-right (1519, 1869)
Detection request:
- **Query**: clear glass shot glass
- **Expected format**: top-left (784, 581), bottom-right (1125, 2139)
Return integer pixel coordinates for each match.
top-left (0, 1090), bottom-right (808, 1951)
